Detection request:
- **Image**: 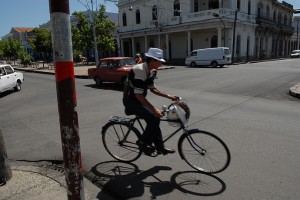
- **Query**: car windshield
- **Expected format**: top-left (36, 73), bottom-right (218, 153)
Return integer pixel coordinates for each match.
top-left (123, 58), bottom-right (135, 65)
top-left (224, 49), bottom-right (231, 55)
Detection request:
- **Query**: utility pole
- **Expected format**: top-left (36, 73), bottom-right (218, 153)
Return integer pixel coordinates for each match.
top-left (91, 0), bottom-right (99, 66)
top-left (231, 10), bottom-right (237, 64)
top-left (0, 129), bottom-right (12, 186)
top-left (49, 1), bottom-right (84, 199)
top-left (297, 18), bottom-right (299, 50)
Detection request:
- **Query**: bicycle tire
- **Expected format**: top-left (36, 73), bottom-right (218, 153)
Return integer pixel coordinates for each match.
top-left (102, 121), bottom-right (142, 162)
top-left (178, 129), bottom-right (230, 174)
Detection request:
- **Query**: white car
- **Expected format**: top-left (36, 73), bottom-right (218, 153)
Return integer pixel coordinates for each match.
top-left (0, 64), bottom-right (24, 93)
top-left (290, 50), bottom-right (300, 58)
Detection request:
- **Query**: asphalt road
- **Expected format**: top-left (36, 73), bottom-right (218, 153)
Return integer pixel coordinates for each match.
top-left (1, 59), bottom-right (300, 200)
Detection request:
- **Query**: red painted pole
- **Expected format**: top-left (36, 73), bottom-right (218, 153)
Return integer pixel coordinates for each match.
top-left (49, 1), bottom-right (84, 199)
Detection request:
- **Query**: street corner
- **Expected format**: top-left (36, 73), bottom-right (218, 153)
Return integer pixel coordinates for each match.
top-left (0, 162), bottom-right (67, 200)
top-left (289, 83), bottom-right (300, 99)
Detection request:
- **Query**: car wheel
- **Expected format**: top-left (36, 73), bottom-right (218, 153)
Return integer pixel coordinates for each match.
top-left (95, 77), bottom-right (102, 87)
top-left (211, 61), bottom-right (218, 68)
top-left (14, 81), bottom-right (21, 92)
top-left (190, 62), bottom-right (197, 67)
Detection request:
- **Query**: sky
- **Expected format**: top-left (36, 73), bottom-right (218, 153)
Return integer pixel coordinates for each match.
top-left (0, 0), bottom-right (299, 38)
top-left (0, 0), bottom-right (118, 38)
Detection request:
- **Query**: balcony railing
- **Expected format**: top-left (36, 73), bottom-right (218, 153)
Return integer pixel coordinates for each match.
top-left (118, 8), bottom-right (257, 33)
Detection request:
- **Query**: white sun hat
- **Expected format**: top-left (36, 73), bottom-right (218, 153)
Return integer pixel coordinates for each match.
top-left (145, 48), bottom-right (166, 62)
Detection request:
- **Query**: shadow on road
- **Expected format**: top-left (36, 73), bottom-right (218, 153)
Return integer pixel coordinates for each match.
top-left (85, 83), bottom-right (123, 92)
top-left (87, 161), bottom-right (226, 200)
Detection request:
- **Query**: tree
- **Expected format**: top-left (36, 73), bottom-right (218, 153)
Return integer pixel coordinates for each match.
top-left (0, 40), bottom-right (5, 58)
top-left (1, 37), bottom-right (23, 61)
top-left (71, 4), bottom-right (116, 61)
top-left (94, 5), bottom-right (116, 56)
top-left (28, 28), bottom-right (52, 61)
top-left (71, 12), bottom-right (93, 55)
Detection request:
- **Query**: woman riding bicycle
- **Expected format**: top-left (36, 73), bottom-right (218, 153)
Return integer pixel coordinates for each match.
top-left (123, 48), bottom-right (177, 155)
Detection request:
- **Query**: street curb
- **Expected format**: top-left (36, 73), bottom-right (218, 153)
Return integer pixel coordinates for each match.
top-left (289, 84), bottom-right (300, 99)
top-left (14, 66), bottom-right (175, 79)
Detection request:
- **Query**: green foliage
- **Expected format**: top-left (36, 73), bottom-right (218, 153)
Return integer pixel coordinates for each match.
top-left (0, 40), bottom-right (5, 57)
top-left (28, 28), bottom-right (52, 60)
top-left (18, 50), bottom-right (32, 66)
top-left (1, 37), bottom-right (23, 60)
top-left (71, 4), bottom-right (116, 58)
top-left (73, 49), bottom-right (82, 62)
top-left (71, 12), bottom-right (93, 53)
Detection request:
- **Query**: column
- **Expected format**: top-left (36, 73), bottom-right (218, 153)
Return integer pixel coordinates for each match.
top-left (144, 36), bottom-right (148, 52)
top-left (158, 34), bottom-right (161, 48)
top-left (121, 39), bottom-right (124, 57)
top-left (166, 34), bottom-right (170, 59)
top-left (218, 27), bottom-right (222, 47)
top-left (117, 35), bottom-right (121, 56)
top-left (132, 37), bottom-right (135, 57)
top-left (187, 31), bottom-right (191, 55)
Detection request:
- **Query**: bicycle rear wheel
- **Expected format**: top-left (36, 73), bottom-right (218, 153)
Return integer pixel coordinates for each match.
top-left (102, 121), bottom-right (142, 162)
top-left (178, 129), bottom-right (230, 174)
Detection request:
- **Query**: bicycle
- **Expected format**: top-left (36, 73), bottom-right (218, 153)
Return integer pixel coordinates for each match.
top-left (101, 97), bottom-right (231, 174)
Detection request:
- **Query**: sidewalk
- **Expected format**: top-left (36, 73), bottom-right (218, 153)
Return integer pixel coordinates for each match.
top-left (13, 63), bottom-right (175, 79)
top-left (289, 83), bottom-right (300, 99)
top-left (0, 161), bottom-right (115, 200)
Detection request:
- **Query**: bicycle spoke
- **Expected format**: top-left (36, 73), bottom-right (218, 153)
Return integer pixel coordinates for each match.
top-left (179, 130), bottom-right (230, 174)
top-left (102, 122), bottom-right (142, 162)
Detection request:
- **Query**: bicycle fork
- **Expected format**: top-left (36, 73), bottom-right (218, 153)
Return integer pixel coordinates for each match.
top-left (185, 129), bottom-right (206, 156)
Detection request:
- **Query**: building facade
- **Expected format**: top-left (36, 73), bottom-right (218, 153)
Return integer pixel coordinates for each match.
top-left (291, 16), bottom-right (300, 51)
top-left (117, 0), bottom-right (294, 63)
top-left (8, 27), bottom-right (34, 56)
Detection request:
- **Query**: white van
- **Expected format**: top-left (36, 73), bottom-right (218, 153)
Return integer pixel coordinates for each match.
top-left (185, 47), bottom-right (231, 68)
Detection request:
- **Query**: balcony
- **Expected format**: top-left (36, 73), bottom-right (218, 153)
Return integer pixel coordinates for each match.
top-left (118, 8), bottom-right (256, 33)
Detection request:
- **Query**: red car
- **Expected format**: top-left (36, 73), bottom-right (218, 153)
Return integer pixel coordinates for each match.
top-left (88, 57), bottom-right (135, 87)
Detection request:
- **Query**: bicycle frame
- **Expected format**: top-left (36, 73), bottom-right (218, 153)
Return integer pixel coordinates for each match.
top-left (109, 115), bottom-right (206, 155)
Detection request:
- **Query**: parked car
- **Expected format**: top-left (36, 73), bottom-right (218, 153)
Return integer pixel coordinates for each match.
top-left (185, 47), bottom-right (231, 68)
top-left (88, 57), bottom-right (135, 87)
top-left (290, 50), bottom-right (300, 58)
top-left (0, 64), bottom-right (24, 93)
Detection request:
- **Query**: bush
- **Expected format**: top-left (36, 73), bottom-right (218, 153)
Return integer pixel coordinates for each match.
top-left (18, 51), bottom-right (32, 66)
top-left (73, 50), bottom-right (82, 63)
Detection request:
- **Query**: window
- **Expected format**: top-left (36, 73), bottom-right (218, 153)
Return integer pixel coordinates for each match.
top-left (248, 0), bottom-right (251, 15)
top-left (284, 14), bottom-right (287, 25)
top-left (273, 11), bottom-right (276, 21)
top-left (99, 61), bottom-right (108, 69)
top-left (194, 0), bottom-right (199, 12)
top-left (149, 40), bottom-right (155, 47)
top-left (211, 35), bottom-right (218, 48)
top-left (266, 5), bottom-right (270, 19)
top-left (209, 0), bottom-right (219, 9)
top-left (4, 66), bottom-right (13, 74)
top-left (136, 10), bottom-right (141, 24)
top-left (122, 13), bottom-right (127, 26)
top-left (152, 5), bottom-right (158, 21)
top-left (174, 0), bottom-right (181, 16)
top-left (237, 0), bottom-right (241, 11)
top-left (278, 13), bottom-right (282, 24)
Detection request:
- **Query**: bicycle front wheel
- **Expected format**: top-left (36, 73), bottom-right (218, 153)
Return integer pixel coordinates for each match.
top-left (178, 129), bottom-right (230, 174)
top-left (102, 121), bottom-right (142, 162)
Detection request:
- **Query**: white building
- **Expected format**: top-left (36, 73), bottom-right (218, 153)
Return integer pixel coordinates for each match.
top-left (117, 0), bottom-right (294, 63)
top-left (291, 16), bottom-right (300, 51)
